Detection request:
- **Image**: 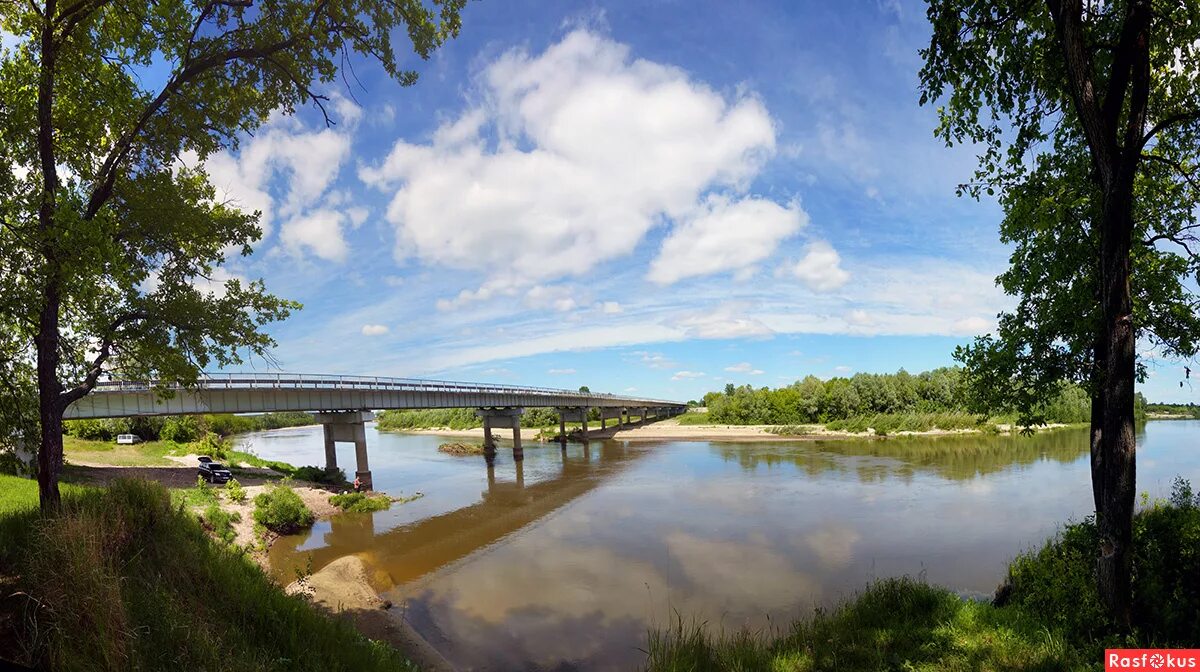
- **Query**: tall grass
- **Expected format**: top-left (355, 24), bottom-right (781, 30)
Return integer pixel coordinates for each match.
top-left (0, 477), bottom-right (417, 671)
top-left (823, 411), bottom-right (994, 434)
top-left (645, 577), bottom-right (1085, 671)
top-left (675, 412), bottom-right (712, 425)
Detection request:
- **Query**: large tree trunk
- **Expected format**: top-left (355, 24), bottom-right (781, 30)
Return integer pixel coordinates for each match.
top-left (35, 288), bottom-right (63, 513)
top-left (1089, 334), bottom-right (1105, 514)
top-left (1095, 180), bottom-right (1137, 627)
top-left (35, 2), bottom-right (63, 513)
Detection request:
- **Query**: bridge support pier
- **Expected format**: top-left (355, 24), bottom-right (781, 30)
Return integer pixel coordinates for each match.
top-left (556, 407), bottom-right (591, 441)
top-left (477, 407), bottom-right (524, 461)
top-left (599, 407), bottom-right (623, 431)
top-left (316, 411), bottom-right (374, 491)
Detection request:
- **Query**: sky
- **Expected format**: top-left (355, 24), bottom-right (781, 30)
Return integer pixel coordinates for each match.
top-left (36, 0), bottom-right (1200, 402)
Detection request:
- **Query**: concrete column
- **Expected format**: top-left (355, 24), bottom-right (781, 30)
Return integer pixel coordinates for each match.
top-left (600, 415), bottom-right (607, 430)
top-left (482, 414), bottom-right (495, 450)
top-left (581, 413), bottom-right (589, 439)
top-left (559, 415), bottom-right (567, 443)
top-left (322, 424), bottom-right (338, 471)
top-left (316, 410), bottom-right (374, 491)
top-left (477, 407), bottom-right (524, 462)
top-left (354, 431), bottom-right (372, 491)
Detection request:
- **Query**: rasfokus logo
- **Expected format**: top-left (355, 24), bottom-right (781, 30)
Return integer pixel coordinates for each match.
top-left (1106, 649), bottom-right (1200, 670)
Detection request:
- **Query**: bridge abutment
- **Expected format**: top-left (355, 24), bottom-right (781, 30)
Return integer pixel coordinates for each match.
top-left (316, 410), bottom-right (374, 491)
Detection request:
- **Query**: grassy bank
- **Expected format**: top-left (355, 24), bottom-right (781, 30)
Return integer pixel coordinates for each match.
top-left (647, 577), bottom-right (1086, 671)
top-left (0, 474), bottom-right (418, 671)
top-left (646, 480), bottom-right (1200, 671)
top-left (822, 411), bottom-right (1002, 434)
top-left (64, 434), bottom-right (294, 473)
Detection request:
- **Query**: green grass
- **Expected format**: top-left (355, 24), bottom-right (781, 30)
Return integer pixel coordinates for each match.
top-left (676, 412), bottom-right (713, 425)
top-left (170, 476), bottom-right (223, 509)
top-left (823, 411), bottom-right (996, 435)
top-left (645, 577), bottom-right (1087, 671)
top-left (63, 435), bottom-right (294, 474)
top-left (329, 492), bottom-right (392, 513)
top-left (62, 436), bottom-right (179, 466)
top-left (0, 476), bottom-right (419, 671)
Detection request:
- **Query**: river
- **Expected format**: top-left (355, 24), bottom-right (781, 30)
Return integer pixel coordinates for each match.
top-left (241, 421), bottom-right (1200, 671)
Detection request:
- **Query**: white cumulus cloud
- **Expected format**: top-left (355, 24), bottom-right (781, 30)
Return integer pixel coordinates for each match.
top-left (548, 368), bottom-right (577, 375)
top-left (195, 97), bottom-right (358, 260)
top-left (361, 29), bottom-right (779, 299)
top-left (361, 324), bottom-right (390, 336)
top-left (724, 362), bottom-right (764, 375)
top-left (648, 195), bottom-right (807, 284)
top-left (671, 370), bottom-right (706, 380)
top-left (790, 240), bottom-right (850, 291)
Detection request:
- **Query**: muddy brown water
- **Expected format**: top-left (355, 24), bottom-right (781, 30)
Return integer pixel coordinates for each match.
top-left (247, 421), bottom-right (1200, 671)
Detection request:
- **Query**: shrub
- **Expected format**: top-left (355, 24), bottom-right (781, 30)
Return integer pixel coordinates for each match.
top-left (438, 442), bottom-right (484, 455)
top-left (224, 479), bottom-right (246, 504)
top-left (202, 504), bottom-right (241, 545)
top-left (160, 416), bottom-right (201, 443)
top-left (291, 465), bottom-right (346, 485)
top-left (328, 492), bottom-right (391, 513)
top-left (1003, 477), bottom-right (1200, 648)
top-left (195, 432), bottom-right (231, 461)
top-left (253, 485), bottom-right (315, 534)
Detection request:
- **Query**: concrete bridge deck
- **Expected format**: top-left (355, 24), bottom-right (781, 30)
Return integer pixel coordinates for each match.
top-left (65, 373), bottom-right (687, 491)
top-left (64, 373), bottom-right (684, 419)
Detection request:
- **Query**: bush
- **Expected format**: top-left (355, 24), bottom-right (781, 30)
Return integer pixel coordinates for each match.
top-left (1003, 477), bottom-right (1200, 649)
top-left (224, 479), bottom-right (246, 504)
top-left (290, 465), bottom-right (346, 485)
top-left (253, 486), bottom-right (315, 534)
top-left (328, 492), bottom-right (391, 513)
top-left (160, 416), bottom-right (201, 443)
top-left (202, 504), bottom-right (241, 546)
top-left (195, 433), bottom-right (231, 461)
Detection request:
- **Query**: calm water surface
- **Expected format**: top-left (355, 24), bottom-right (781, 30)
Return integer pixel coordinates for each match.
top-left (245, 421), bottom-right (1200, 671)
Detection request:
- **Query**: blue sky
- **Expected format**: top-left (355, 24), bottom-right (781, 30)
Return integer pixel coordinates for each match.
top-left (112, 1), bottom-right (1196, 402)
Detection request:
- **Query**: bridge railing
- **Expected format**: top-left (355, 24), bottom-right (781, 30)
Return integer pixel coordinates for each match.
top-left (90, 373), bottom-right (682, 406)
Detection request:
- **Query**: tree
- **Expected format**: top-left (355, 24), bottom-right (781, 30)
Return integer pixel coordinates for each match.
top-left (1, 0), bottom-right (465, 511)
top-left (921, 0), bottom-right (1200, 622)
top-left (578, 385), bottom-right (591, 393)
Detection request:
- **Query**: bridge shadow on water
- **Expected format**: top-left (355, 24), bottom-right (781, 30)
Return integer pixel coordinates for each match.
top-left (268, 441), bottom-right (648, 590)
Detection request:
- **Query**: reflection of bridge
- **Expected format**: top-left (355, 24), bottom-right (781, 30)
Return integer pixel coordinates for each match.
top-left (269, 442), bottom-right (638, 586)
top-left (65, 373), bottom-right (686, 489)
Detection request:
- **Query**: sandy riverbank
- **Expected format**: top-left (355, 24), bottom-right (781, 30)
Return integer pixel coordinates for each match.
top-left (392, 417), bottom-right (1031, 442)
top-left (286, 556), bottom-right (453, 671)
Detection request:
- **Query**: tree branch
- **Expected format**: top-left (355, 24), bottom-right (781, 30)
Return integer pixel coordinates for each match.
top-left (1046, 0), bottom-right (1118, 185)
top-left (1141, 110), bottom-right (1200, 148)
top-left (83, 0), bottom-right (332, 220)
top-left (58, 310), bottom-right (148, 406)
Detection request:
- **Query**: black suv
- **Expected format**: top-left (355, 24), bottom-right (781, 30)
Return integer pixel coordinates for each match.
top-left (198, 458), bottom-right (232, 484)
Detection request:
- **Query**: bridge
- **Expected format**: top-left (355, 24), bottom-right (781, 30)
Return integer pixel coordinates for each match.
top-left (65, 373), bottom-right (687, 489)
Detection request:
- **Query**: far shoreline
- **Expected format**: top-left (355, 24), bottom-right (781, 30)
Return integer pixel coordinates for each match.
top-left (381, 417), bottom-right (1082, 443)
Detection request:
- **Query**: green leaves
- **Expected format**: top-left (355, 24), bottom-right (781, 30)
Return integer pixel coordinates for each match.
top-left (922, 0), bottom-right (1200, 419)
top-left (0, 0), bottom-right (466, 408)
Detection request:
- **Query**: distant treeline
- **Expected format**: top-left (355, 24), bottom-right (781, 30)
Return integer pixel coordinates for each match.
top-left (64, 412), bottom-right (316, 443)
top-left (701, 367), bottom-right (1107, 426)
top-left (377, 406), bottom-right (621, 431)
top-left (1146, 403), bottom-right (1200, 418)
